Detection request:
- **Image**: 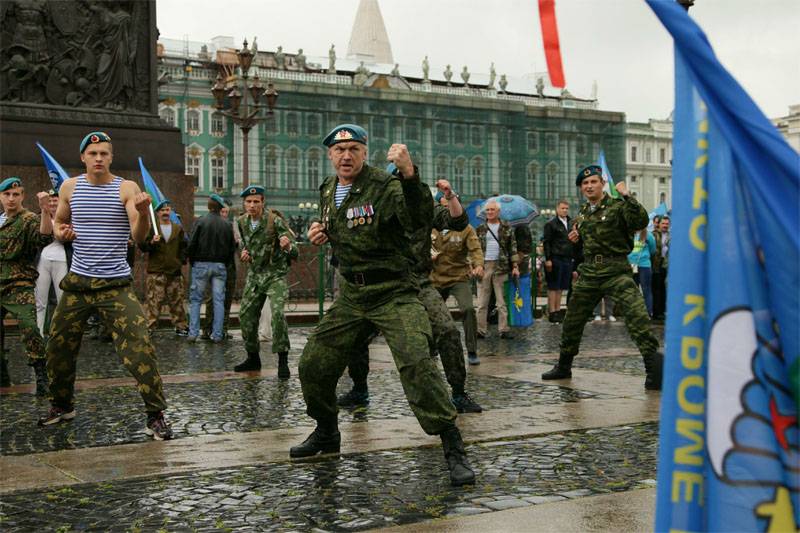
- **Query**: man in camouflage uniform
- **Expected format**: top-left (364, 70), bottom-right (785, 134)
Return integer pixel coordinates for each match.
top-left (139, 200), bottom-right (188, 334)
top-left (0, 177), bottom-right (53, 393)
top-left (541, 165), bottom-right (663, 390)
top-left (292, 124), bottom-right (475, 486)
top-left (337, 180), bottom-right (483, 414)
top-left (38, 131), bottom-right (173, 440)
top-left (475, 201), bottom-right (520, 338)
top-left (233, 185), bottom-right (297, 377)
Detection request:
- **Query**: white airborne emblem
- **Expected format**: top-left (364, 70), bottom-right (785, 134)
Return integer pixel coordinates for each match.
top-left (706, 309), bottom-right (758, 478)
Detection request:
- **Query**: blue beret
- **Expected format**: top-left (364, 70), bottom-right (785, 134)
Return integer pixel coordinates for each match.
top-left (79, 131), bottom-right (112, 153)
top-left (209, 194), bottom-right (226, 207)
top-left (322, 124), bottom-right (368, 147)
top-left (0, 177), bottom-right (22, 192)
top-left (154, 200), bottom-right (170, 211)
top-left (576, 165), bottom-right (603, 186)
top-left (240, 185), bottom-right (265, 198)
top-left (48, 188), bottom-right (58, 197)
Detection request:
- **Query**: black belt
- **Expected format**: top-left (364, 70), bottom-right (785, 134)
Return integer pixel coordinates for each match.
top-left (341, 269), bottom-right (400, 286)
top-left (589, 254), bottom-right (628, 264)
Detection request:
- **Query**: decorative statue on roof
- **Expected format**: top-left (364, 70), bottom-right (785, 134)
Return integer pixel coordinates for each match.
top-left (591, 79), bottom-right (598, 100)
top-left (488, 62), bottom-right (496, 89)
top-left (354, 61), bottom-right (370, 86)
top-left (443, 65), bottom-right (453, 86)
top-left (422, 55), bottom-right (430, 82)
top-left (328, 44), bottom-right (336, 74)
top-left (391, 63), bottom-right (400, 77)
top-left (499, 74), bottom-right (508, 93)
top-left (275, 46), bottom-right (285, 69)
top-left (536, 76), bottom-right (545, 97)
top-left (460, 66), bottom-right (470, 86)
top-left (295, 48), bottom-right (306, 70)
top-left (560, 87), bottom-right (573, 98)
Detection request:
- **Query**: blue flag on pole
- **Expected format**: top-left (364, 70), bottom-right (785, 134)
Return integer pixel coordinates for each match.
top-left (35, 142), bottom-right (70, 192)
top-left (138, 157), bottom-right (180, 226)
top-left (647, 1), bottom-right (800, 532)
top-left (597, 149), bottom-right (620, 199)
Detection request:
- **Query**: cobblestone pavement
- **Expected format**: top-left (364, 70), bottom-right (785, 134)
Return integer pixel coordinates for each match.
top-left (1, 373), bottom-right (601, 455)
top-left (0, 318), bottom-right (662, 531)
top-left (0, 422), bottom-right (658, 532)
top-left (531, 355), bottom-right (647, 376)
top-left (2, 322), bottom-right (663, 383)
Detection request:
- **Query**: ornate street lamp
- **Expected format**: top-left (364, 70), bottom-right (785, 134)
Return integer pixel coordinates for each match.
top-left (211, 38), bottom-right (279, 189)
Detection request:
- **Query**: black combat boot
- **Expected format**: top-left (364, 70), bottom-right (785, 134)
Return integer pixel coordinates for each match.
top-left (290, 422), bottom-right (341, 458)
top-left (33, 360), bottom-right (49, 397)
top-left (643, 351), bottom-right (664, 391)
top-left (277, 352), bottom-right (290, 379)
top-left (452, 389), bottom-right (483, 413)
top-left (440, 426), bottom-right (475, 486)
top-left (0, 354), bottom-right (10, 387)
top-left (557, 310), bottom-right (567, 323)
top-left (337, 385), bottom-right (369, 407)
top-left (541, 352), bottom-right (574, 380)
top-left (234, 351), bottom-right (261, 372)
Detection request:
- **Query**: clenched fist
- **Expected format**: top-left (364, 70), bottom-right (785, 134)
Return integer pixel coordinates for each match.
top-left (387, 144), bottom-right (414, 178)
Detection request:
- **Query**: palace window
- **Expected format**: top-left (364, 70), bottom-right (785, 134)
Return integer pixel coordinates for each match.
top-left (286, 147), bottom-right (300, 189)
top-left (527, 132), bottom-right (539, 152)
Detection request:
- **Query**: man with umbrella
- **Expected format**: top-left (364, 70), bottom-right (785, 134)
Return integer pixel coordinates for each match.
top-left (475, 199), bottom-right (520, 339)
top-left (541, 165), bottom-right (663, 390)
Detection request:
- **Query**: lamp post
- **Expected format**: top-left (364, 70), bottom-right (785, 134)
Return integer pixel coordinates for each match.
top-left (297, 201), bottom-right (319, 238)
top-left (211, 38), bottom-right (279, 189)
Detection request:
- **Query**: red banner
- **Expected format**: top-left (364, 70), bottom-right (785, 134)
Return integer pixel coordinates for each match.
top-left (538, 0), bottom-right (565, 88)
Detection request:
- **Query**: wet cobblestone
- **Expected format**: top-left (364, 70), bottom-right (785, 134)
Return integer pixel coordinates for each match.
top-left (531, 355), bottom-right (647, 376)
top-left (0, 422), bottom-right (658, 532)
top-left (3, 322), bottom-right (663, 384)
top-left (1, 373), bottom-right (601, 455)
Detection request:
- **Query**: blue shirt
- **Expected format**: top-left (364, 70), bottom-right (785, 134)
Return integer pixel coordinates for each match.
top-left (628, 232), bottom-right (656, 268)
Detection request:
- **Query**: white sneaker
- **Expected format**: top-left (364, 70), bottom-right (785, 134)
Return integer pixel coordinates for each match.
top-left (608, 315), bottom-right (617, 322)
top-left (594, 315), bottom-right (602, 321)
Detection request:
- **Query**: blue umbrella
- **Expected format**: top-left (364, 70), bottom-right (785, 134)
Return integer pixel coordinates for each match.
top-left (477, 195), bottom-right (539, 227)
top-left (465, 198), bottom-right (485, 228)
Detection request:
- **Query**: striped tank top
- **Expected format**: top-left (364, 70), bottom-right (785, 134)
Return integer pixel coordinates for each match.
top-left (69, 175), bottom-right (131, 278)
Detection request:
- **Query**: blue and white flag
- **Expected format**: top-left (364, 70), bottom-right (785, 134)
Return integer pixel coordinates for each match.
top-left (648, 1), bottom-right (799, 532)
top-left (139, 157), bottom-right (180, 226)
top-left (598, 149), bottom-right (620, 199)
top-left (35, 142), bottom-right (70, 192)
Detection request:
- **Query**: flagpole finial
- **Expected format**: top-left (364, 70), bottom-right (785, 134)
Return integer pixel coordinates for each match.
top-left (677, 0), bottom-right (694, 11)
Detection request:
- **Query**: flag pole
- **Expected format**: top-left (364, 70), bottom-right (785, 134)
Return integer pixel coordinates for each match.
top-left (149, 204), bottom-right (159, 237)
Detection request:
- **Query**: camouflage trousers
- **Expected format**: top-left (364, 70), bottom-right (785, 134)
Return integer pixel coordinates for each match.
top-left (301, 281), bottom-right (457, 435)
top-left (0, 285), bottom-right (46, 364)
top-left (561, 271), bottom-right (659, 358)
top-left (144, 272), bottom-right (187, 330)
top-left (240, 271), bottom-right (289, 354)
top-left (46, 273), bottom-right (167, 413)
top-left (203, 262), bottom-right (236, 336)
top-left (346, 277), bottom-right (467, 395)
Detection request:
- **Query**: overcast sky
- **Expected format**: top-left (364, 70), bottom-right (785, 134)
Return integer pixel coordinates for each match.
top-left (157, 0), bottom-right (798, 123)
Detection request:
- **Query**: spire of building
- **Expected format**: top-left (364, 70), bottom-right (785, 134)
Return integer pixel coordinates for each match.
top-left (346, 0), bottom-right (394, 64)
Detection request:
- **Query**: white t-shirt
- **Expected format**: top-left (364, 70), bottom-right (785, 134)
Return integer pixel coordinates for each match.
top-left (558, 216), bottom-right (568, 231)
top-left (41, 240), bottom-right (67, 262)
top-left (160, 223), bottom-right (173, 242)
top-left (484, 222), bottom-right (501, 260)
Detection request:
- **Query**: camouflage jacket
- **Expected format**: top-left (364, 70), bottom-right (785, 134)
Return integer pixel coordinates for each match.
top-left (0, 209), bottom-right (53, 291)
top-left (237, 209), bottom-right (298, 278)
top-left (652, 230), bottom-right (670, 272)
top-left (476, 220), bottom-right (519, 275)
top-left (430, 225), bottom-right (483, 287)
top-left (319, 164), bottom-right (427, 296)
top-left (407, 194), bottom-right (469, 277)
top-left (574, 193), bottom-right (649, 277)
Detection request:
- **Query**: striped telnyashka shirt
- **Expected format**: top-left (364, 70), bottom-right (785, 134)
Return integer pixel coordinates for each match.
top-left (69, 175), bottom-right (131, 278)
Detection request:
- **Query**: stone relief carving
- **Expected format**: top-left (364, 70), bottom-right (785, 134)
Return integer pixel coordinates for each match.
top-left (0, 0), bottom-right (152, 112)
